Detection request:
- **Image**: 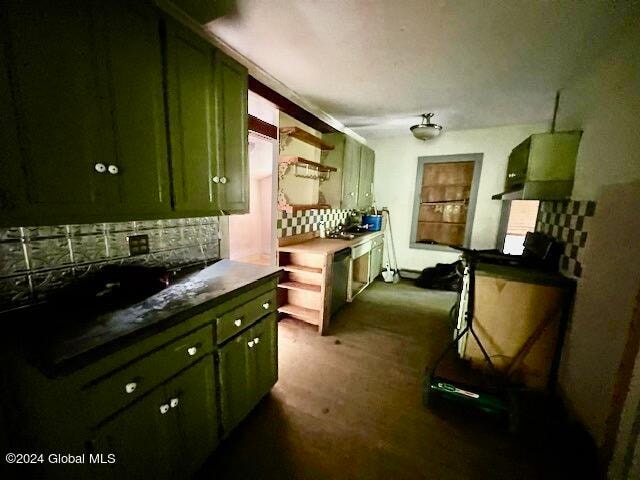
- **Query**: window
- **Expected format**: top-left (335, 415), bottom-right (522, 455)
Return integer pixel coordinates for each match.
top-left (499, 200), bottom-right (540, 255)
top-left (410, 154), bottom-right (483, 250)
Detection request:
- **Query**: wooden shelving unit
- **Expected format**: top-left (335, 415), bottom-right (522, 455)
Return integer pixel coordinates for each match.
top-left (279, 156), bottom-right (337, 172)
top-left (283, 264), bottom-right (323, 275)
top-left (277, 203), bottom-right (331, 214)
top-left (280, 127), bottom-right (334, 151)
top-left (278, 304), bottom-right (321, 325)
top-left (278, 281), bottom-right (322, 293)
top-left (277, 250), bottom-right (328, 333)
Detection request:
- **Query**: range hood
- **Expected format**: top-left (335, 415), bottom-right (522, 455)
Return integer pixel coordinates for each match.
top-left (492, 180), bottom-right (576, 200)
top-left (492, 130), bottom-right (582, 201)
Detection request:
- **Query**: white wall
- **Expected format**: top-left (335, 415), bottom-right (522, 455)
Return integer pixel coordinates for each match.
top-left (549, 22), bottom-right (640, 475)
top-left (368, 123), bottom-right (546, 270)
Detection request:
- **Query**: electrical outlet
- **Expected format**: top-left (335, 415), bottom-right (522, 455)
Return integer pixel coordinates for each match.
top-left (126, 234), bottom-right (150, 256)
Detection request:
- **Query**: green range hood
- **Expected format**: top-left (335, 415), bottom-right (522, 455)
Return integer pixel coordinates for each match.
top-left (492, 131), bottom-right (582, 201)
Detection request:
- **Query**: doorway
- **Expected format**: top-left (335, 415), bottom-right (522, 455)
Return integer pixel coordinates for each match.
top-left (228, 132), bottom-right (277, 266)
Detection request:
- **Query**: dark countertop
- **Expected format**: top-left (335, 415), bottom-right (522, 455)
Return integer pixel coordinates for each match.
top-left (3, 260), bottom-right (281, 375)
top-left (476, 262), bottom-right (575, 288)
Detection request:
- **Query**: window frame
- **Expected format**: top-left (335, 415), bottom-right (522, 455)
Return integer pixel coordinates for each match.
top-left (409, 153), bottom-right (483, 251)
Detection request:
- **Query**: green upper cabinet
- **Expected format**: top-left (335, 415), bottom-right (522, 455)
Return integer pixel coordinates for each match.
top-left (94, 0), bottom-right (171, 217)
top-left (1, 1), bottom-right (250, 226)
top-left (343, 137), bottom-right (363, 209)
top-left (165, 20), bottom-right (218, 215)
top-left (357, 145), bottom-right (375, 209)
top-left (322, 133), bottom-right (375, 210)
top-left (2, 0), bottom-right (111, 224)
top-left (501, 131), bottom-right (582, 200)
top-left (214, 51), bottom-right (249, 213)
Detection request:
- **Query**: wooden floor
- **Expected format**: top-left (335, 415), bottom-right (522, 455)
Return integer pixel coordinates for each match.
top-left (197, 280), bottom-right (584, 479)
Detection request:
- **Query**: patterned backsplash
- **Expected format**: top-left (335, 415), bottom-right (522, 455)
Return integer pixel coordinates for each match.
top-left (0, 217), bottom-right (220, 310)
top-left (277, 208), bottom-right (351, 238)
top-left (536, 200), bottom-right (596, 278)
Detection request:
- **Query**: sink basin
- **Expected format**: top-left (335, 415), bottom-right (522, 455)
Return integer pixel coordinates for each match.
top-left (326, 233), bottom-right (355, 240)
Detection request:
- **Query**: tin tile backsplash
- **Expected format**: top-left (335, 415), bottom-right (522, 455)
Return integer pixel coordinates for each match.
top-left (0, 217), bottom-right (220, 310)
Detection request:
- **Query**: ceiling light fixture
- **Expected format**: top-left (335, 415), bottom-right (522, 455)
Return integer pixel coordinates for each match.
top-left (410, 113), bottom-right (443, 140)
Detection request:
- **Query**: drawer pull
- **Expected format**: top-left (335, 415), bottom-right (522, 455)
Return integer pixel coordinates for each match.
top-left (170, 398), bottom-right (179, 409)
top-left (234, 319), bottom-right (242, 327)
top-left (108, 164), bottom-right (119, 175)
top-left (254, 337), bottom-right (260, 344)
top-left (187, 346), bottom-right (198, 356)
top-left (262, 302), bottom-right (270, 310)
top-left (248, 340), bottom-right (254, 348)
top-left (159, 404), bottom-right (170, 415)
top-left (94, 163), bottom-right (106, 173)
top-left (124, 382), bottom-right (137, 394)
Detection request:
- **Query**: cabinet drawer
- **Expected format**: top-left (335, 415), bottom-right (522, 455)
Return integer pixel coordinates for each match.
top-left (217, 288), bottom-right (276, 344)
top-left (85, 325), bottom-right (213, 423)
top-left (351, 241), bottom-right (372, 259)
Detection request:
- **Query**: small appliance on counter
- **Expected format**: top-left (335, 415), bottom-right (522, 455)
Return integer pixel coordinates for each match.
top-left (362, 213), bottom-right (383, 231)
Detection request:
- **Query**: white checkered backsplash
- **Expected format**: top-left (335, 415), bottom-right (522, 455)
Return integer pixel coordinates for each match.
top-left (536, 200), bottom-right (596, 278)
top-left (277, 209), bottom-right (350, 238)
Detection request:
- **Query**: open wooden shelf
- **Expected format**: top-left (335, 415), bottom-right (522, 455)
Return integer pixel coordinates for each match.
top-left (282, 264), bottom-right (323, 275)
top-left (279, 156), bottom-right (337, 172)
top-left (280, 127), bottom-right (334, 151)
top-left (277, 203), bottom-right (331, 214)
top-left (278, 281), bottom-right (321, 293)
top-left (278, 304), bottom-right (320, 325)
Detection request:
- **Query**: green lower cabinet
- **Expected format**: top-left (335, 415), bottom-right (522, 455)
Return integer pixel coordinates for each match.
top-left (91, 383), bottom-right (174, 479)
top-left (251, 314), bottom-right (278, 399)
top-left (218, 314), bottom-right (278, 435)
top-left (90, 356), bottom-right (217, 479)
top-left (218, 330), bottom-right (253, 434)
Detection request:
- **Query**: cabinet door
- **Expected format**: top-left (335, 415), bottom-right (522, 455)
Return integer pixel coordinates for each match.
top-left (3, 0), bottom-right (111, 223)
top-left (342, 138), bottom-right (361, 209)
top-left (218, 331), bottom-right (253, 434)
top-left (369, 244), bottom-right (384, 283)
top-left (0, 15), bottom-right (26, 222)
top-left (91, 386), bottom-right (174, 479)
top-left (249, 314), bottom-right (278, 400)
top-left (163, 356), bottom-right (218, 477)
top-left (215, 51), bottom-right (249, 213)
top-left (357, 146), bottom-right (375, 209)
top-left (505, 137), bottom-right (530, 188)
top-left (94, 0), bottom-right (171, 217)
top-left (165, 21), bottom-right (218, 214)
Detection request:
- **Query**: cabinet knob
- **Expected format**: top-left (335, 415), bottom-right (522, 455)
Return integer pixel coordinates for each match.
top-left (365, 193), bottom-right (370, 197)
top-left (350, 192), bottom-right (355, 197)
top-left (234, 319), bottom-right (242, 327)
top-left (159, 404), bottom-right (170, 415)
top-left (124, 382), bottom-right (137, 394)
top-left (187, 346), bottom-right (197, 356)
top-left (248, 340), bottom-right (254, 348)
top-left (219, 176), bottom-right (228, 184)
top-left (508, 173), bottom-right (516, 178)
top-left (108, 165), bottom-right (119, 175)
top-left (170, 397), bottom-right (179, 409)
top-left (94, 163), bottom-right (107, 173)
top-left (254, 337), bottom-right (260, 344)
top-left (262, 302), bottom-right (270, 310)
top-left (212, 176), bottom-right (220, 184)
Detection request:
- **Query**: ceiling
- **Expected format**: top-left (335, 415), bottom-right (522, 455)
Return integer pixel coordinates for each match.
top-left (208, 0), bottom-right (637, 138)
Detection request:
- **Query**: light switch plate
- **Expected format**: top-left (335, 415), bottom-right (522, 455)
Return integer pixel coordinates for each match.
top-left (126, 234), bottom-right (150, 256)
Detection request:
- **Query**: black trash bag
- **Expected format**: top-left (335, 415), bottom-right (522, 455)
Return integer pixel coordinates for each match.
top-left (415, 261), bottom-right (463, 291)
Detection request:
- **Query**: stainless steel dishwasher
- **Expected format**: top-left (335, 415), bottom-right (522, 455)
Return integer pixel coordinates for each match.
top-left (331, 248), bottom-right (351, 315)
